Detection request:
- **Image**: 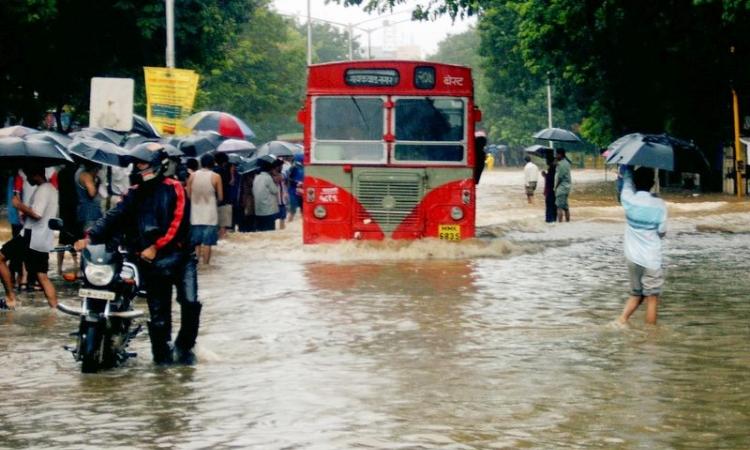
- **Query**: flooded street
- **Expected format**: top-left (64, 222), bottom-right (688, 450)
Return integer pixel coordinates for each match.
top-left (1, 169), bottom-right (749, 449)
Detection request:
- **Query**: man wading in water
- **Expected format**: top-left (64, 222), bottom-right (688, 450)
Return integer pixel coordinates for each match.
top-left (617, 166), bottom-right (667, 325)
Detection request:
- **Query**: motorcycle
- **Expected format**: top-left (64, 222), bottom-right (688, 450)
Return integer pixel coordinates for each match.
top-left (50, 219), bottom-right (145, 373)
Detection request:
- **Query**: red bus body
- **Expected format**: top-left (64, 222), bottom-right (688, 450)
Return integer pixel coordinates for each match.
top-left (299, 60), bottom-right (480, 244)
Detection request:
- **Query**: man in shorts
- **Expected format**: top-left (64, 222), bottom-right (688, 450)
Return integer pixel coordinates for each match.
top-left (617, 166), bottom-right (667, 325)
top-left (0, 166), bottom-right (59, 310)
top-left (554, 148), bottom-right (572, 222)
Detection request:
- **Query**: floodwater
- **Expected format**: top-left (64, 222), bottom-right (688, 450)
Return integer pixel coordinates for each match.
top-left (1, 169), bottom-right (749, 449)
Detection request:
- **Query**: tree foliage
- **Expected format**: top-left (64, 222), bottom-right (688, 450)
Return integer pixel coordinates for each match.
top-left (0, 0), bottom-right (259, 129)
top-left (344, 0), bottom-right (750, 163)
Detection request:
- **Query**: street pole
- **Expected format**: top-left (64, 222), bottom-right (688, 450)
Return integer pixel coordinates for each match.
top-left (348, 23), bottom-right (354, 60)
top-left (165, 0), bottom-right (175, 68)
top-left (307, 0), bottom-right (312, 66)
top-left (732, 88), bottom-right (745, 197)
top-left (546, 75), bottom-right (553, 128)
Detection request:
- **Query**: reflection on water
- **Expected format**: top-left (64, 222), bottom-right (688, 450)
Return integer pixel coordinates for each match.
top-left (1, 170), bottom-right (749, 449)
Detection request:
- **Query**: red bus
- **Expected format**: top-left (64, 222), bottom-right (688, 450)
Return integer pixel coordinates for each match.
top-left (298, 60), bottom-right (482, 244)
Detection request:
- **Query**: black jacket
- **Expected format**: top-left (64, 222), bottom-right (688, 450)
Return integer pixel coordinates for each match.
top-left (88, 177), bottom-right (190, 256)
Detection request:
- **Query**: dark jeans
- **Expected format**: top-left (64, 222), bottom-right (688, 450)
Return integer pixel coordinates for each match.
top-left (142, 251), bottom-right (201, 363)
top-left (238, 215), bottom-right (256, 232)
top-left (545, 192), bottom-right (557, 223)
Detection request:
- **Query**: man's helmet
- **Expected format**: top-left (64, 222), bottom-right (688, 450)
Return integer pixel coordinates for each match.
top-left (128, 142), bottom-right (169, 186)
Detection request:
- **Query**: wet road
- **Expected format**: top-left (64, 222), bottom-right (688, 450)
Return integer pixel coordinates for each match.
top-left (1, 169), bottom-right (749, 449)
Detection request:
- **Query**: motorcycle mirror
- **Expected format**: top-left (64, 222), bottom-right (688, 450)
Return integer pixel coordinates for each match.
top-left (48, 218), bottom-right (64, 231)
top-left (62, 272), bottom-right (77, 282)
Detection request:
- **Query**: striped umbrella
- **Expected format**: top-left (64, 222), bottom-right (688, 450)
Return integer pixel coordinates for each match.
top-left (182, 111), bottom-right (255, 139)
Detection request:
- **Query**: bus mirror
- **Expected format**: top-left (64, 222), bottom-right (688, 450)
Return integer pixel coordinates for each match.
top-left (297, 108), bottom-right (307, 125)
top-left (474, 107), bottom-right (483, 122)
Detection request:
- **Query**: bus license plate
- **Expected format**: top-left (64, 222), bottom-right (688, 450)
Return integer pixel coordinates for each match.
top-left (79, 288), bottom-right (115, 301)
top-left (438, 224), bottom-right (461, 241)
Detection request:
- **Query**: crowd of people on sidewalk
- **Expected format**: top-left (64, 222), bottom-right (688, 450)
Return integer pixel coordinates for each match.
top-left (0, 148), bottom-right (304, 310)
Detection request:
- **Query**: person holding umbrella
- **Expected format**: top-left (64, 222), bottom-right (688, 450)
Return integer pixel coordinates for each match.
top-left (617, 166), bottom-right (667, 325)
top-left (0, 165), bottom-right (59, 310)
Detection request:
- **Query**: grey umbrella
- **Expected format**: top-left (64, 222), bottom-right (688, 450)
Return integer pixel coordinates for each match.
top-left (68, 137), bottom-right (130, 167)
top-left (131, 114), bottom-right (161, 139)
top-left (216, 138), bottom-right (257, 155)
top-left (533, 127), bottom-right (582, 143)
top-left (70, 127), bottom-right (127, 146)
top-left (0, 136), bottom-right (73, 167)
top-left (26, 130), bottom-right (73, 148)
top-left (256, 140), bottom-right (296, 157)
top-left (237, 156), bottom-right (260, 175)
top-left (122, 134), bottom-right (183, 157)
top-left (177, 131), bottom-right (225, 157)
top-left (0, 125), bottom-right (37, 137)
top-left (605, 133), bottom-right (708, 172)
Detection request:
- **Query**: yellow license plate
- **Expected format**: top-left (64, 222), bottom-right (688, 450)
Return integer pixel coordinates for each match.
top-left (438, 224), bottom-right (461, 241)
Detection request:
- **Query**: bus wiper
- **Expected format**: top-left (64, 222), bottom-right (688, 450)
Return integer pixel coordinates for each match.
top-left (350, 96), bottom-right (370, 137)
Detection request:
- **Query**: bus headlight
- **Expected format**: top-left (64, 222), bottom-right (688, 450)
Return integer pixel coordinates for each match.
top-left (306, 187), bottom-right (316, 203)
top-left (462, 189), bottom-right (471, 205)
top-left (313, 205), bottom-right (327, 219)
top-left (450, 206), bottom-right (464, 221)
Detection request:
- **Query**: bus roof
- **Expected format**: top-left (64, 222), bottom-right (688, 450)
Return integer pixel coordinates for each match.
top-left (307, 60), bottom-right (474, 97)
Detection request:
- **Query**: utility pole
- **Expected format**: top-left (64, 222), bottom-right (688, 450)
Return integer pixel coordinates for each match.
top-left (546, 74), bottom-right (553, 128)
top-left (307, 0), bottom-right (313, 66)
top-left (348, 23), bottom-right (354, 60)
top-left (165, 0), bottom-right (175, 68)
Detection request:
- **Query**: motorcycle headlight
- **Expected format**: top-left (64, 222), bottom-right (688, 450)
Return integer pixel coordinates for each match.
top-left (84, 264), bottom-right (116, 287)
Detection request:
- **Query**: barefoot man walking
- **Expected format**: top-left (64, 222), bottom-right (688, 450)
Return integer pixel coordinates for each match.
top-left (618, 166), bottom-right (667, 325)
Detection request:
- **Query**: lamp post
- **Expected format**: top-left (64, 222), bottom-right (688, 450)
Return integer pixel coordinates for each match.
top-left (165, 0), bottom-right (175, 68)
top-left (307, 0), bottom-right (312, 66)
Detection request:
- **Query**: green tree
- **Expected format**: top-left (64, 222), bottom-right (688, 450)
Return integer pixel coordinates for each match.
top-left (299, 22), bottom-right (363, 63)
top-left (0, 0), bottom-right (260, 129)
top-left (198, 8), bottom-right (307, 143)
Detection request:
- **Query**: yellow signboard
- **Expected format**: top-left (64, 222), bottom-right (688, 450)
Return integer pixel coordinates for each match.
top-left (143, 67), bottom-right (199, 136)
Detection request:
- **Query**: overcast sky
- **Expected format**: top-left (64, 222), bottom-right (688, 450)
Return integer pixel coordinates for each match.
top-left (271, 0), bottom-right (475, 57)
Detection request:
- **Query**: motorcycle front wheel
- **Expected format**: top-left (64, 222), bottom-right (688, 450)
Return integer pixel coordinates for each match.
top-left (80, 323), bottom-right (104, 374)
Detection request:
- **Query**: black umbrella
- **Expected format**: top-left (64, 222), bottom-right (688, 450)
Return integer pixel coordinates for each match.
top-left (605, 133), bottom-right (708, 172)
top-left (68, 137), bottom-right (130, 167)
top-left (131, 114), bottom-right (161, 139)
top-left (256, 140), bottom-right (297, 157)
top-left (70, 127), bottom-right (127, 146)
top-left (523, 144), bottom-right (552, 158)
top-left (177, 131), bottom-right (225, 157)
top-left (533, 127), bottom-right (582, 143)
top-left (26, 130), bottom-right (73, 148)
top-left (0, 136), bottom-right (73, 167)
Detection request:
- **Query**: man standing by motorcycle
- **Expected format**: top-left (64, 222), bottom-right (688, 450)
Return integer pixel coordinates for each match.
top-left (75, 143), bottom-right (201, 365)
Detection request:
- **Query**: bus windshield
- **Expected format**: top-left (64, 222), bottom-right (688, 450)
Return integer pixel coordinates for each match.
top-left (394, 98), bottom-right (466, 163)
top-left (313, 97), bottom-right (385, 163)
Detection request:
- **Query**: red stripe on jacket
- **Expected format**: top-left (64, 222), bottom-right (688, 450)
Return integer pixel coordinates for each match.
top-left (154, 178), bottom-right (186, 250)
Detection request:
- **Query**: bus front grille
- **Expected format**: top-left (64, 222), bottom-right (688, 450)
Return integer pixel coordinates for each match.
top-left (354, 172), bottom-right (423, 232)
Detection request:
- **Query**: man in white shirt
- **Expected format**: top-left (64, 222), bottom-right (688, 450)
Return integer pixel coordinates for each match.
top-left (523, 156), bottom-right (540, 204)
top-left (617, 166), bottom-right (667, 325)
top-left (0, 166), bottom-right (59, 309)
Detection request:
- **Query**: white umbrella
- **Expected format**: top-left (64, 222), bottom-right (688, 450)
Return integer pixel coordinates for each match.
top-left (217, 139), bottom-right (257, 154)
